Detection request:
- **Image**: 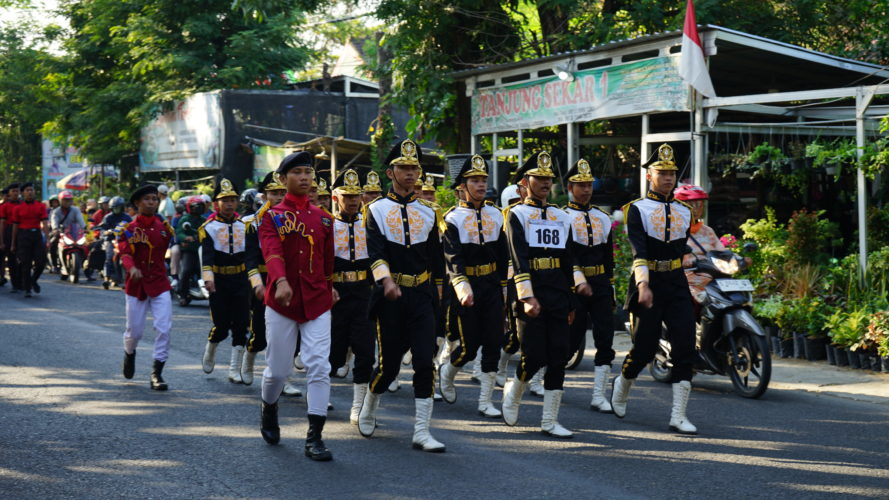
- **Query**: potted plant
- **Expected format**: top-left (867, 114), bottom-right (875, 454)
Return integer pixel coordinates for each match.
top-left (753, 295), bottom-right (783, 353)
top-left (774, 298), bottom-right (801, 358)
top-left (829, 308), bottom-right (868, 368)
top-left (863, 311), bottom-right (888, 372)
top-left (801, 297), bottom-right (828, 361)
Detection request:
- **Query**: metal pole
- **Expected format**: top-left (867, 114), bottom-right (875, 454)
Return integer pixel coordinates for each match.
top-left (517, 129), bottom-right (524, 168)
top-left (855, 88), bottom-right (872, 283)
top-left (330, 140), bottom-right (338, 184)
top-left (640, 114), bottom-right (650, 198)
top-left (567, 122), bottom-right (577, 169)
top-left (492, 133), bottom-right (499, 192)
top-left (693, 91), bottom-right (706, 188)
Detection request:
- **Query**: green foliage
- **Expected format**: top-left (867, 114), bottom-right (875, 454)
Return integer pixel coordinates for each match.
top-left (612, 218), bottom-right (632, 304)
top-left (825, 308), bottom-right (869, 348)
top-left (739, 207), bottom-right (787, 290)
top-left (775, 296), bottom-right (826, 337)
top-left (864, 311), bottom-right (889, 356)
top-left (785, 209), bottom-right (838, 267)
top-left (752, 294), bottom-right (783, 324)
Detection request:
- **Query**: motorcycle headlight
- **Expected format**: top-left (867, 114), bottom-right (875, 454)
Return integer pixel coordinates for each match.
top-left (63, 236), bottom-right (73, 245)
top-left (711, 256), bottom-right (739, 275)
top-left (77, 237), bottom-right (87, 245)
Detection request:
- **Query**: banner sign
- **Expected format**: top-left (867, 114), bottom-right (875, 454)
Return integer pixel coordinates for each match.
top-left (471, 56), bottom-right (689, 135)
top-left (41, 140), bottom-right (85, 200)
top-left (252, 144), bottom-right (290, 181)
top-left (140, 92), bottom-right (223, 172)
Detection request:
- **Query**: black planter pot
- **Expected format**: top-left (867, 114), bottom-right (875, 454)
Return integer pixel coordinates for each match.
top-left (793, 332), bottom-right (807, 359)
top-left (826, 344), bottom-right (837, 365)
top-left (835, 347), bottom-right (849, 366)
top-left (803, 337), bottom-right (827, 361)
top-left (882, 356), bottom-right (889, 372)
top-left (868, 355), bottom-right (881, 371)
top-left (847, 350), bottom-right (861, 368)
top-left (858, 352), bottom-right (871, 370)
top-left (770, 336), bottom-right (782, 355)
top-left (780, 338), bottom-right (795, 358)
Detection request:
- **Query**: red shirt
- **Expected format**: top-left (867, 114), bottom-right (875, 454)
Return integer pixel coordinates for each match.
top-left (92, 209), bottom-right (107, 226)
top-left (12, 200), bottom-right (48, 230)
top-left (259, 192), bottom-right (334, 323)
top-left (119, 214), bottom-right (174, 300)
top-left (0, 200), bottom-right (22, 222)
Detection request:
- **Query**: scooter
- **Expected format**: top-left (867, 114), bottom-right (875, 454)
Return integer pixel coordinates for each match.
top-left (60, 226), bottom-right (88, 284)
top-left (648, 247), bottom-right (771, 399)
top-left (175, 236), bottom-right (210, 306)
top-left (101, 229), bottom-right (124, 289)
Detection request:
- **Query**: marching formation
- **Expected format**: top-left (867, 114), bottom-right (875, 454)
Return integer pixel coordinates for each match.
top-left (1, 139), bottom-right (707, 463)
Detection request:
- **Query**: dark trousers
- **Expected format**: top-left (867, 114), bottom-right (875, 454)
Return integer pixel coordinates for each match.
top-left (178, 251), bottom-right (199, 298)
top-left (515, 294), bottom-right (570, 390)
top-left (502, 282), bottom-right (521, 354)
top-left (16, 230), bottom-right (46, 292)
top-left (329, 292), bottom-right (375, 384)
top-left (207, 275), bottom-right (250, 347)
top-left (570, 286), bottom-right (616, 366)
top-left (369, 287), bottom-right (436, 398)
top-left (2, 228), bottom-right (20, 287)
top-left (247, 285), bottom-right (268, 353)
top-left (622, 276), bottom-right (696, 382)
top-left (449, 281), bottom-right (504, 373)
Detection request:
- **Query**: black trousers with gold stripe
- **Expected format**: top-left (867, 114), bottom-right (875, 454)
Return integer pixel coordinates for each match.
top-left (207, 274), bottom-right (250, 347)
top-left (448, 280), bottom-right (503, 372)
top-left (329, 291), bottom-right (375, 384)
top-left (570, 284), bottom-right (616, 366)
top-left (502, 281), bottom-right (521, 355)
top-left (514, 292), bottom-right (570, 390)
top-left (622, 273), bottom-right (695, 382)
top-left (369, 286), bottom-right (436, 398)
top-left (246, 274), bottom-right (267, 353)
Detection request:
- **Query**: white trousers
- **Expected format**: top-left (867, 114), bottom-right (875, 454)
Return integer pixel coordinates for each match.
top-left (124, 292), bottom-right (172, 362)
top-left (262, 308), bottom-right (331, 416)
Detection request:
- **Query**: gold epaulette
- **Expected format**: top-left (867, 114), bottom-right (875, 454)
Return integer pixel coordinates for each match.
top-left (621, 198), bottom-right (642, 223)
top-left (419, 198), bottom-right (447, 233)
top-left (197, 218), bottom-right (211, 241)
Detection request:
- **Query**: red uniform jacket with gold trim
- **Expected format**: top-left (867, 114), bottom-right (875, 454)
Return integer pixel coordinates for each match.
top-left (119, 214), bottom-right (173, 300)
top-left (259, 192), bottom-right (334, 323)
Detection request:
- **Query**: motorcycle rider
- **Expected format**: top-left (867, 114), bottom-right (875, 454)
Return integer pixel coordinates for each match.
top-left (673, 185), bottom-right (726, 299)
top-left (97, 196), bottom-right (132, 287)
top-left (564, 159), bottom-right (616, 413)
top-left (612, 143), bottom-right (698, 435)
top-left (51, 191), bottom-right (87, 282)
top-left (175, 196), bottom-right (206, 306)
top-left (199, 179), bottom-right (251, 384)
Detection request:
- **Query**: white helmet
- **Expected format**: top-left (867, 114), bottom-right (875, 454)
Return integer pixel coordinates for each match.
top-left (200, 193), bottom-right (212, 204)
top-left (500, 184), bottom-right (520, 207)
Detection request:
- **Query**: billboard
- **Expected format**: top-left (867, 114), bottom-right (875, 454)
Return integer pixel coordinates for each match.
top-left (471, 56), bottom-right (690, 135)
top-left (139, 92), bottom-right (223, 172)
top-left (41, 140), bottom-right (85, 200)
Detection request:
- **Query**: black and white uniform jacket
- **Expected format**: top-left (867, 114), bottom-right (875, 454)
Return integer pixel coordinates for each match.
top-left (332, 211), bottom-right (372, 300)
top-left (442, 200), bottom-right (509, 302)
top-left (565, 201), bottom-right (614, 290)
top-left (199, 213), bottom-right (247, 283)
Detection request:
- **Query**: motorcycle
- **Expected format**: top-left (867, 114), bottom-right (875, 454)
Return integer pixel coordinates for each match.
top-left (60, 226), bottom-right (89, 284)
top-left (101, 229), bottom-right (124, 289)
top-left (174, 220), bottom-right (209, 306)
top-left (648, 247), bottom-right (771, 398)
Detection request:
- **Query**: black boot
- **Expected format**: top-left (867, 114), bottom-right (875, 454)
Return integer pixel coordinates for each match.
top-left (260, 400), bottom-right (280, 444)
top-left (150, 360), bottom-right (168, 391)
top-left (123, 351), bottom-right (136, 379)
top-left (305, 414), bottom-right (333, 461)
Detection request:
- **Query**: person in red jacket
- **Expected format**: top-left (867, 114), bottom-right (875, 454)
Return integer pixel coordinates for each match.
top-left (118, 185), bottom-right (175, 391)
top-left (10, 182), bottom-right (49, 297)
top-left (257, 151), bottom-right (336, 462)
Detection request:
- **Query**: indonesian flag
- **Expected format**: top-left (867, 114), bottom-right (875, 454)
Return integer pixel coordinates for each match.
top-left (679, 0), bottom-right (716, 97)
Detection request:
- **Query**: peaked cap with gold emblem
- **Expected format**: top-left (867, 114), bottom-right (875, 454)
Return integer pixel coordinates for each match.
top-left (258, 171), bottom-right (286, 192)
top-left (516, 151), bottom-right (556, 179)
top-left (332, 168), bottom-right (363, 195)
top-left (384, 138), bottom-right (423, 167)
top-left (213, 177), bottom-right (239, 200)
top-left (422, 174), bottom-right (436, 192)
top-left (642, 143), bottom-right (678, 171)
top-left (362, 169), bottom-right (382, 193)
top-left (316, 177), bottom-right (330, 196)
top-left (451, 154), bottom-right (489, 188)
top-left (566, 158), bottom-right (596, 183)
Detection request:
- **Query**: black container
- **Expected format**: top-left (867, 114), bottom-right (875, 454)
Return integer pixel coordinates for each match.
top-left (847, 350), bottom-right (861, 368)
top-left (770, 336), bottom-right (781, 355)
top-left (826, 344), bottom-right (836, 365)
top-left (858, 352), bottom-right (871, 370)
top-left (868, 355), bottom-right (881, 372)
top-left (835, 347), bottom-right (849, 366)
top-left (793, 333), bottom-right (806, 359)
top-left (803, 337), bottom-right (827, 361)
top-left (780, 338), bottom-right (794, 358)
top-left (881, 356), bottom-right (889, 372)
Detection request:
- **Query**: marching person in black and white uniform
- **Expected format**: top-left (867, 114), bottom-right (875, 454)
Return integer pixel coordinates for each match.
top-left (439, 155), bottom-right (509, 418)
top-left (564, 159), bottom-right (617, 413)
top-left (501, 151), bottom-right (583, 438)
top-left (199, 178), bottom-right (251, 384)
top-left (328, 168), bottom-right (376, 425)
top-left (612, 143), bottom-right (698, 434)
top-left (357, 139), bottom-right (448, 453)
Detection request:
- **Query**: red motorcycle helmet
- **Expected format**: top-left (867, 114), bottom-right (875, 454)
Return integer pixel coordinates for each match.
top-left (59, 190), bottom-right (74, 201)
top-left (674, 184), bottom-right (709, 201)
top-left (186, 195), bottom-right (205, 215)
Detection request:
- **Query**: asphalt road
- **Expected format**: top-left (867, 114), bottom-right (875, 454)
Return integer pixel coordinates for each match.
top-left (1, 278), bottom-right (888, 499)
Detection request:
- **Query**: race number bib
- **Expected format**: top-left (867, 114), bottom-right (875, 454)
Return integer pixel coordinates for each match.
top-left (528, 219), bottom-right (566, 249)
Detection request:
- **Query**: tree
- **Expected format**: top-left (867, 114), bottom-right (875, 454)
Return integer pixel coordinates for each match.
top-left (42, 0), bottom-right (323, 166)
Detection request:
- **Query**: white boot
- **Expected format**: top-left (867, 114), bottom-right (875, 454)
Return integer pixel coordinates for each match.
top-left (501, 378), bottom-right (527, 426)
top-left (388, 377), bottom-right (400, 393)
top-left (477, 372), bottom-right (502, 418)
top-left (228, 346), bottom-right (244, 383)
top-left (202, 341), bottom-right (218, 374)
top-left (412, 398), bottom-right (446, 452)
top-left (590, 365), bottom-right (613, 413)
top-left (495, 350), bottom-right (510, 387)
top-left (282, 376), bottom-right (302, 397)
top-left (470, 355), bottom-right (482, 383)
top-left (350, 383), bottom-right (368, 425)
top-left (529, 368), bottom-right (545, 397)
top-left (402, 351), bottom-right (412, 365)
top-left (336, 349), bottom-right (353, 378)
top-left (437, 339), bottom-right (456, 368)
top-left (541, 390), bottom-right (573, 438)
top-left (611, 374), bottom-right (634, 418)
top-left (438, 362), bottom-right (458, 404)
top-left (241, 350), bottom-right (257, 385)
top-left (293, 353), bottom-right (304, 371)
top-left (358, 390), bottom-right (381, 437)
top-left (669, 381), bottom-right (698, 434)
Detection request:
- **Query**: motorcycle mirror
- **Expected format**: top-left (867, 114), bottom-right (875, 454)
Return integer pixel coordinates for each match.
top-left (742, 242), bottom-right (758, 253)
